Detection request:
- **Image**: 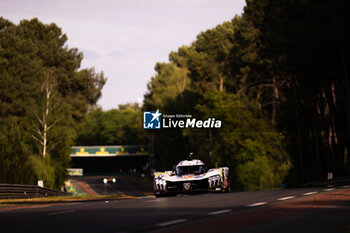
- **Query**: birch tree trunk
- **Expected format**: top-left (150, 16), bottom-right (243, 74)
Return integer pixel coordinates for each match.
top-left (32, 72), bottom-right (61, 158)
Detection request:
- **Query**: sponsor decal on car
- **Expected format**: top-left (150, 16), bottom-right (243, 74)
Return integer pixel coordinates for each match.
top-left (181, 175), bottom-right (195, 179)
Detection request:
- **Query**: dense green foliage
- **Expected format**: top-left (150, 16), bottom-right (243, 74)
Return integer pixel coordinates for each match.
top-left (75, 104), bottom-right (147, 146)
top-left (143, 0), bottom-right (350, 189)
top-left (144, 16), bottom-right (291, 190)
top-left (197, 91), bottom-right (290, 190)
top-left (0, 18), bottom-right (106, 188)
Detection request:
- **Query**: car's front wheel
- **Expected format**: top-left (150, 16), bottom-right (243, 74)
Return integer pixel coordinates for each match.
top-left (154, 191), bottom-right (165, 197)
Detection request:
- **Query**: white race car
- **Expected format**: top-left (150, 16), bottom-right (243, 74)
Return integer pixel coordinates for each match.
top-left (103, 177), bottom-right (116, 183)
top-left (153, 154), bottom-right (230, 196)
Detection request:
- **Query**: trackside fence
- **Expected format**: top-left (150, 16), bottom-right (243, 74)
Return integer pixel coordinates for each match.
top-left (0, 184), bottom-right (72, 199)
top-left (303, 176), bottom-right (350, 187)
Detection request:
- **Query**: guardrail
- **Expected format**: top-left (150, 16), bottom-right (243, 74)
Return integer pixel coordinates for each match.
top-left (303, 176), bottom-right (350, 187)
top-left (0, 184), bottom-right (72, 199)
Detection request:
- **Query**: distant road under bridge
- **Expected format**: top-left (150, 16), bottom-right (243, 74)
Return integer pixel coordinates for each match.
top-left (70, 145), bottom-right (150, 175)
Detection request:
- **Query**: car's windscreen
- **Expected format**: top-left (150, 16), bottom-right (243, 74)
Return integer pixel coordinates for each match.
top-left (177, 165), bottom-right (202, 176)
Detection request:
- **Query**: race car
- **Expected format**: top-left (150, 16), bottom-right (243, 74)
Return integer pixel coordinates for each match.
top-left (153, 154), bottom-right (230, 196)
top-left (103, 177), bottom-right (117, 183)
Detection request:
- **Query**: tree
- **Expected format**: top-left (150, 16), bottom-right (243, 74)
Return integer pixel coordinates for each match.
top-left (144, 62), bottom-right (190, 110)
top-left (143, 16), bottom-right (291, 188)
top-left (0, 17), bottom-right (106, 188)
top-left (75, 104), bottom-right (147, 146)
top-left (196, 91), bottom-right (290, 190)
top-left (32, 70), bottom-right (62, 158)
top-left (244, 0), bottom-right (350, 182)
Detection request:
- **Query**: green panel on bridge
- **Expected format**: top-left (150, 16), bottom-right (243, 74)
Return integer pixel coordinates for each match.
top-left (70, 145), bottom-right (149, 157)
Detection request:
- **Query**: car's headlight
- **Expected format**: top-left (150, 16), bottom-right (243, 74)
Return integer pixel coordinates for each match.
top-left (156, 179), bottom-right (166, 184)
top-left (209, 175), bottom-right (220, 181)
top-left (103, 178), bottom-right (107, 183)
top-left (208, 175), bottom-right (221, 188)
top-left (155, 179), bottom-right (167, 190)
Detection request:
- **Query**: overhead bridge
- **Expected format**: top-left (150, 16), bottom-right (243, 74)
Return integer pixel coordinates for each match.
top-left (70, 145), bottom-right (149, 157)
top-left (70, 145), bottom-right (150, 175)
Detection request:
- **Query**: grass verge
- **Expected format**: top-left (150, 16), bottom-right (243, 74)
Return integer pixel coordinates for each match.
top-left (0, 194), bottom-right (140, 207)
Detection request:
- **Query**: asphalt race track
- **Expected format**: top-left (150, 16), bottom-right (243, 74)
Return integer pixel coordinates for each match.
top-left (71, 176), bottom-right (152, 196)
top-left (1, 186), bottom-right (350, 233)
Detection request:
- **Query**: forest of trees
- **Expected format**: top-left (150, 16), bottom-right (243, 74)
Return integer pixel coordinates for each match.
top-left (142, 0), bottom-right (350, 190)
top-left (0, 18), bottom-right (106, 189)
top-left (1, 0), bottom-right (349, 191)
top-left (75, 104), bottom-right (147, 146)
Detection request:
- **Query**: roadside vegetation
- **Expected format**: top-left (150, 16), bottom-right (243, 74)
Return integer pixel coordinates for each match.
top-left (0, 194), bottom-right (140, 207)
top-left (0, 18), bottom-right (106, 189)
top-left (141, 0), bottom-right (350, 190)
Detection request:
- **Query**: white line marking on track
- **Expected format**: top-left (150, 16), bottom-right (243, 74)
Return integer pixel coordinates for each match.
top-left (155, 219), bottom-right (187, 227)
top-left (277, 196), bottom-right (295, 201)
top-left (303, 191), bottom-right (318, 196)
top-left (49, 210), bottom-right (75, 215)
top-left (342, 185), bottom-right (350, 188)
top-left (208, 209), bottom-right (232, 215)
top-left (324, 188), bottom-right (336, 191)
top-left (28, 205), bottom-right (52, 209)
top-left (247, 202), bottom-right (267, 207)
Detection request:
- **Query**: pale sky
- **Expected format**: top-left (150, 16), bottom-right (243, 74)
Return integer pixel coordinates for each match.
top-left (0, 0), bottom-right (246, 110)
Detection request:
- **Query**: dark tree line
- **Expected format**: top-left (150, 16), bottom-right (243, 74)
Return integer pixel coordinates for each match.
top-left (243, 0), bottom-right (350, 182)
top-left (143, 0), bottom-right (350, 189)
top-left (144, 15), bottom-right (291, 190)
